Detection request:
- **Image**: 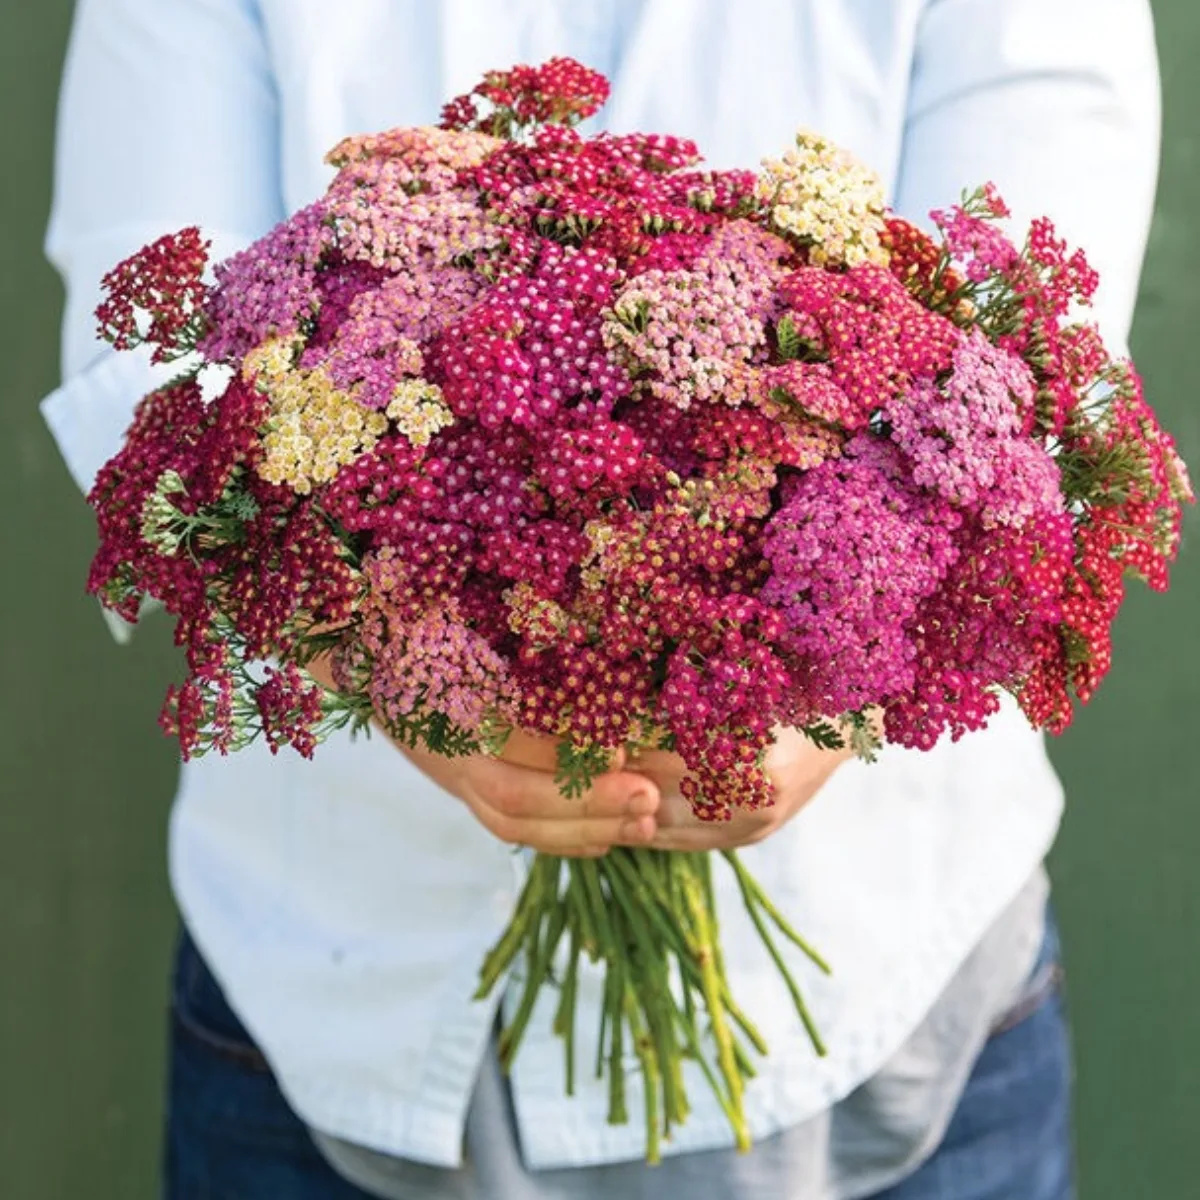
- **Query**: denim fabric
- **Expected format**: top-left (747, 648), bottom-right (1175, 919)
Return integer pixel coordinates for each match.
top-left (869, 914), bottom-right (1073, 1200)
top-left (163, 912), bottom-right (1072, 1200)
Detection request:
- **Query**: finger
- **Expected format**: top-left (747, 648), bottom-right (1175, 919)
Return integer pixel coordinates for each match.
top-left (466, 758), bottom-right (660, 823)
top-left (649, 797), bottom-right (777, 852)
top-left (469, 802), bottom-right (659, 855)
top-left (647, 822), bottom-right (772, 853)
top-left (623, 753), bottom-right (688, 795)
top-left (557, 845), bottom-right (612, 859)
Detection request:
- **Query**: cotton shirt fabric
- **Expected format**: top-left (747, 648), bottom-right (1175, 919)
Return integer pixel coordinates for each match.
top-left (312, 869), bottom-right (1050, 1200)
top-left (42, 0), bottom-right (1159, 1183)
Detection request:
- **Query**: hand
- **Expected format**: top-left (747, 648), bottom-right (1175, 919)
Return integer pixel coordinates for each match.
top-left (306, 651), bottom-right (848, 856)
top-left (305, 649), bottom-right (663, 856)
top-left (628, 727), bottom-right (853, 853)
top-left (404, 732), bottom-right (662, 858)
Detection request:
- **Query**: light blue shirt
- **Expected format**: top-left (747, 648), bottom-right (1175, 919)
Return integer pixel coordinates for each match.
top-left (42, 0), bottom-right (1159, 1183)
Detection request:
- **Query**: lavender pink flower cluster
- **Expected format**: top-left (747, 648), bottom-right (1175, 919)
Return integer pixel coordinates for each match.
top-left (87, 59), bottom-right (1192, 818)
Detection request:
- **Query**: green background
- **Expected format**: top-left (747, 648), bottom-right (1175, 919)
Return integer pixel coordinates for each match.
top-left (1, 3), bottom-right (1197, 1197)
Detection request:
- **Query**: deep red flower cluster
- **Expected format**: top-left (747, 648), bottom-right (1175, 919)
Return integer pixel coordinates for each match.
top-left (95, 228), bottom-right (210, 363)
top-left (441, 57), bottom-right (611, 135)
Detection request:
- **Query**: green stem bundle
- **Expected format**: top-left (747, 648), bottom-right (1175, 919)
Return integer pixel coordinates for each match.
top-left (474, 848), bottom-right (829, 1164)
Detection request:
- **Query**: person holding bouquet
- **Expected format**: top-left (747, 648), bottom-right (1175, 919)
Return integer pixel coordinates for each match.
top-left (41, 1), bottom-right (1165, 1197)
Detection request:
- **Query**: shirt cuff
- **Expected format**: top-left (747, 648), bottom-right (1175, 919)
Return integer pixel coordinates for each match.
top-left (40, 348), bottom-right (174, 644)
top-left (39, 346), bottom-right (168, 495)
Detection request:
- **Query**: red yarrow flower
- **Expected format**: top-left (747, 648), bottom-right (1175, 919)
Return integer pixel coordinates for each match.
top-left (96, 227), bottom-right (210, 363)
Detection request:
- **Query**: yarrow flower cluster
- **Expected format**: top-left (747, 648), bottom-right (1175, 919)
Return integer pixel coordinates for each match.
top-left (763, 436), bottom-right (962, 716)
top-left (244, 336), bottom-right (390, 494)
top-left (96, 227), bottom-right (210, 363)
top-left (87, 58), bottom-right (1192, 805)
top-left (440, 57), bottom-right (611, 137)
top-left (886, 330), bottom-right (1062, 528)
top-left (202, 202), bottom-right (333, 362)
top-left (757, 130), bottom-right (889, 268)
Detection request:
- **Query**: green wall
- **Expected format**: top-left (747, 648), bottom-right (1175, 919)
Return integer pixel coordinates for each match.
top-left (1, 3), bottom-right (1197, 1196)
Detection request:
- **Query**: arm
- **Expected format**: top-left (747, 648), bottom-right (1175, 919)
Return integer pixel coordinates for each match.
top-left (43, 0), bottom-right (661, 852)
top-left (651, 0), bottom-right (1162, 853)
top-left (894, 0), bottom-right (1161, 350)
top-left (41, 0), bottom-right (285, 494)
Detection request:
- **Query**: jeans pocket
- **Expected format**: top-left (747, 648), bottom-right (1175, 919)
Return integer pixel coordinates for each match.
top-left (988, 959), bottom-right (1065, 1037)
top-left (988, 905), bottom-right (1066, 1038)
top-left (165, 935), bottom-right (338, 1191)
top-left (171, 930), bottom-right (273, 1073)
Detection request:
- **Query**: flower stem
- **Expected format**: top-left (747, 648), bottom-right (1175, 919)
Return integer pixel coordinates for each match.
top-left (682, 865), bottom-right (750, 1151)
top-left (624, 985), bottom-right (662, 1165)
top-left (478, 848), bottom-right (827, 1161)
top-left (475, 855), bottom-right (549, 997)
top-left (727, 856), bottom-right (827, 1057)
top-left (553, 926), bottom-right (581, 1095)
top-left (497, 869), bottom-right (569, 1068)
top-left (723, 850), bottom-right (832, 974)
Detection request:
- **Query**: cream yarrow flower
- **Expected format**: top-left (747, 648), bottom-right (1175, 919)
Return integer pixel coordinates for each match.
top-left (386, 378), bottom-right (455, 447)
top-left (245, 336), bottom-right (388, 494)
top-left (139, 470), bottom-right (189, 555)
top-left (505, 579), bottom-right (576, 645)
top-left (757, 130), bottom-right (889, 269)
top-left (579, 519), bottom-right (621, 591)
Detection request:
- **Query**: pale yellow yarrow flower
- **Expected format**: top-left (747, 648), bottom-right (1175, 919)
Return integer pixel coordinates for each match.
top-left (578, 519), bottom-right (620, 591)
top-left (244, 336), bottom-right (387, 495)
top-left (757, 130), bottom-right (889, 268)
top-left (504, 579), bottom-right (576, 644)
top-left (386, 379), bottom-right (455, 447)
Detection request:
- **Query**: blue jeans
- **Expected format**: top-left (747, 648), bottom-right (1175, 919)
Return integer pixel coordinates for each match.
top-left (165, 916), bottom-right (1074, 1199)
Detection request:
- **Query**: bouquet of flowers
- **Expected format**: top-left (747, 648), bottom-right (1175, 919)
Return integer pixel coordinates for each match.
top-left (86, 58), bottom-right (1191, 1160)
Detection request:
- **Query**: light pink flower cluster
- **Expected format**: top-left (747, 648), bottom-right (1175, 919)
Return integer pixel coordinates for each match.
top-left (606, 273), bottom-right (758, 406)
top-left (367, 599), bottom-right (514, 735)
top-left (202, 202), bottom-right (333, 361)
top-left (888, 331), bottom-right (1063, 528)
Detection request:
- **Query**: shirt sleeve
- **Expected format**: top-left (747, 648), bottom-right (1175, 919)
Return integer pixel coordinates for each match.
top-left (893, 0), bottom-right (1161, 353)
top-left (40, 0), bottom-right (285, 495)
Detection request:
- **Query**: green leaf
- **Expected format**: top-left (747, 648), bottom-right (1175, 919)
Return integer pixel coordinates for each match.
top-left (615, 298), bottom-right (652, 335)
top-left (773, 314), bottom-right (826, 365)
top-left (420, 709), bottom-right (480, 758)
top-left (844, 710), bottom-right (882, 763)
top-left (223, 487), bottom-right (260, 523)
top-left (775, 314), bottom-right (803, 362)
top-left (801, 720), bottom-right (845, 752)
top-left (373, 702), bottom-right (481, 759)
top-left (555, 740), bottom-right (614, 800)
